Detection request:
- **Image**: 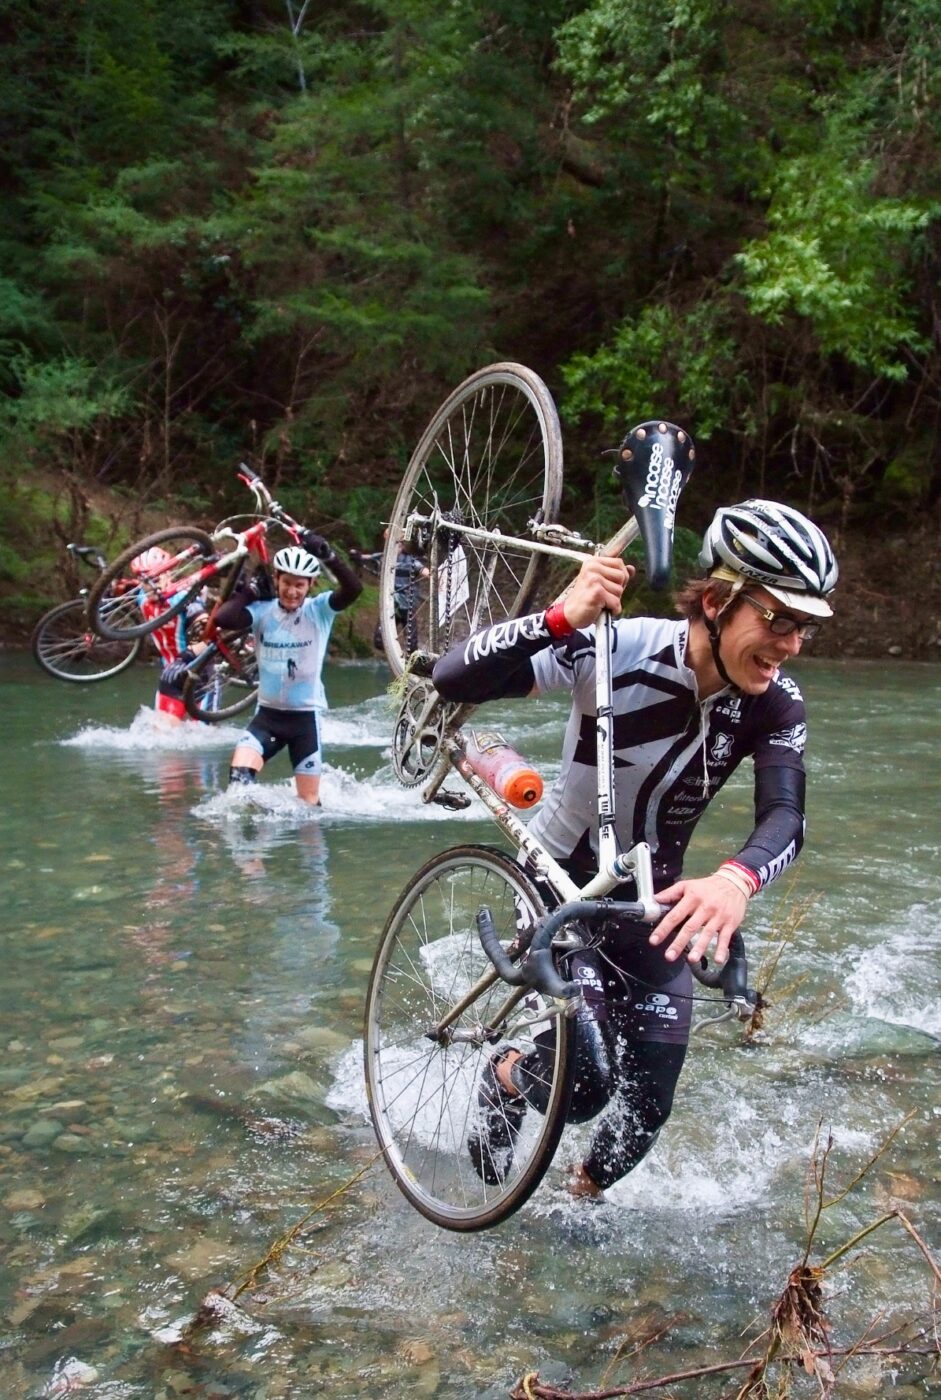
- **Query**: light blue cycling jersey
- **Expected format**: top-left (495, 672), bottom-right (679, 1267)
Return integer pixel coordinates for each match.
top-left (246, 593), bottom-right (337, 711)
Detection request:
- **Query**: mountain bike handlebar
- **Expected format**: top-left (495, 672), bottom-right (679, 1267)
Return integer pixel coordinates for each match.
top-left (229, 464), bottom-right (312, 551)
top-left (66, 543), bottom-right (108, 572)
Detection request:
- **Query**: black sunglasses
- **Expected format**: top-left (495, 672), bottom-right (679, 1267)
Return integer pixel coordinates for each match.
top-left (739, 593), bottom-right (822, 641)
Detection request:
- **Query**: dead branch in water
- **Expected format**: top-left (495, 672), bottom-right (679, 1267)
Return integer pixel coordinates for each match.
top-left (511, 1116), bottom-right (939, 1400)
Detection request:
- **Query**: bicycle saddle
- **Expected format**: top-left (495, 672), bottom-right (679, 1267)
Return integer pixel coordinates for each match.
top-left (612, 420), bottom-right (696, 589)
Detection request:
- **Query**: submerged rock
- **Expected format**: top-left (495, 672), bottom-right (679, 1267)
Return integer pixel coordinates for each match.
top-left (251, 1071), bottom-right (327, 1110)
top-left (22, 1119), bottom-right (64, 1149)
top-left (40, 1356), bottom-right (99, 1395)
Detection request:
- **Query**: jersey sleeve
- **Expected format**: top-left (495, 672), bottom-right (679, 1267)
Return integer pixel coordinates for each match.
top-left (732, 675), bottom-right (810, 890)
top-left (310, 591), bottom-right (338, 637)
top-left (751, 674), bottom-right (807, 772)
top-left (530, 630), bottom-right (593, 696)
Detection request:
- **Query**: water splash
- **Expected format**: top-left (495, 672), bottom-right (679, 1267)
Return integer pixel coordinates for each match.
top-left (190, 763), bottom-right (483, 824)
top-left (60, 706), bottom-right (243, 751)
top-left (192, 781), bottom-right (323, 824)
top-left (845, 898), bottom-right (941, 1038)
top-left (321, 696), bottom-right (396, 748)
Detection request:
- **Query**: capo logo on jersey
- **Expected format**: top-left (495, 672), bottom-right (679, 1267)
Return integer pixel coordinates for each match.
top-left (633, 991), bottom-right (679, 1020)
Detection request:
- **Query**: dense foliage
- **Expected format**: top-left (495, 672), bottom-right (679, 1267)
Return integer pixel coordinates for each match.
top-left (2, 0), bottom-right (940, 620)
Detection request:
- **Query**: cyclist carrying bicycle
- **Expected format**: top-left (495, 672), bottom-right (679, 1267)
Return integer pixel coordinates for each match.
top-left (130, 546), bottom-right (209, 724)
top-left (432, 500), bottom-right (838, 1199)
top-left (215, 532), bottom-right (361, 805)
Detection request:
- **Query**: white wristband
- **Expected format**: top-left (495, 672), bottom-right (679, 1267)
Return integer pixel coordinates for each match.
top-left (715, 866), bottom-right (754, 900)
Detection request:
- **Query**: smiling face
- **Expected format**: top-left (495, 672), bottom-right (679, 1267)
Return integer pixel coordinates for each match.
top-left (705, 585), bottom-right (811, 695)
top-left (275, 571), bottom-right (313, 612)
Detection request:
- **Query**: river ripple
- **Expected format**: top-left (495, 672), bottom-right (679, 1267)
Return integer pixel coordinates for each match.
top-left (0, 653), bottom-right (938, 1397)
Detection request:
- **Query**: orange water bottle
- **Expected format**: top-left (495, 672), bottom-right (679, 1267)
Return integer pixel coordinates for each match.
top-left (463, 729), bottom-right (543, 809)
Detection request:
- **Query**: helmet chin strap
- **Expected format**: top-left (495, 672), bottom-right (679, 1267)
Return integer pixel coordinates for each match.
top-left (704, 614), bottom-right (735, 688)
top-left (703, 577), bottom-right (744, 689)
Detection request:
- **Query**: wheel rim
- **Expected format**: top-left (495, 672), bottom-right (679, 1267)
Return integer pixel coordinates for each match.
top-left (366, 850), bottom-right (569, 1228)
top-left (34, 601), bottom-right (140, 681)
top-left (87, 527), bottom-right (216, 640)
top-left (381, 366), bottom-right (563, 676)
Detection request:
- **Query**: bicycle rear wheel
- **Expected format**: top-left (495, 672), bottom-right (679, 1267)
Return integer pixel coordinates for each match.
top-left (86, 527), bottom-right (216, 641)
top-left (364, 845), bottom-right (575, 1231)
top-left (380, 363), bottom-right (564, 677)
top-left (31, 598), bottom-right (142, 682)
top-left (182, 636), bottom-right (259, 723)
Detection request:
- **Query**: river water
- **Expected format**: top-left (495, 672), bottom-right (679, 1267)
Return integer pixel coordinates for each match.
top-left (1, 651), bottom-right (938, 1398)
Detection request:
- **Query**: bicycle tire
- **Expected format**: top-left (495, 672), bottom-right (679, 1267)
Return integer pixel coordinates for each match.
top-left (86, 527), bottom-right (216, 641)
top-left (364, 845), bottom-right (575, 1231)
top-left (30, 597), bottom-right (142, 682)
top-left (379, 363), bottom-right (564, 677)
top-left (182, 636), bottom-right (259, 723)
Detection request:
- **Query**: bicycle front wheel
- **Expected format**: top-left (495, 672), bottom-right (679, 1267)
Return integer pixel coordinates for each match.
top-left (86, 527), bottom-right (216, 641)
top-left (31, 598), bottom-right (142, 682)
top-left (182, 636), bottom-right (259, 723)
top-left (380, 364), bottom-right (563, 677)
top-left (364, 845), bottom-right (574, 1231)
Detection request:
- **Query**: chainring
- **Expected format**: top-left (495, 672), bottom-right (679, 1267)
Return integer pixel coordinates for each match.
top-left (390, 679), bottom-right (451, 787)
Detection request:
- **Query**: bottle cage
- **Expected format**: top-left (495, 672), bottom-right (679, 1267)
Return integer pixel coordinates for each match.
top-left (612, 421), bottom-right (696, 590)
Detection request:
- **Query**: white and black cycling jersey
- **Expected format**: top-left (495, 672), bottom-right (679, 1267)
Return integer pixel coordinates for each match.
top-left (528, 616), bottom-right (807, 887)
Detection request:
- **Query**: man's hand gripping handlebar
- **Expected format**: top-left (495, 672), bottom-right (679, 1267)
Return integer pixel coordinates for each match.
top-left (477, 899), bottom-right (759, 1023)
top-left (476, 898), bottom-right (667, 1005)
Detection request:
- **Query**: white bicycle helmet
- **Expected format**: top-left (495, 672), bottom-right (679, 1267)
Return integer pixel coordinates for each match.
top-left (700, 499), bottom-right (838, 617)
top-left (273, 546), bottom-right (320, 579)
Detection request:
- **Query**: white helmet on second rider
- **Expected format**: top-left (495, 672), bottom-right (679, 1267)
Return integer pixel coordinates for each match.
top-left (699, 499), bottom-right (838, 617)
top-left (272, 545), bottom-right (321, 580)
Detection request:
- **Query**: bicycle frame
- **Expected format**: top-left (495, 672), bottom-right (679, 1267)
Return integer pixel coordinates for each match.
top-left (396, 496), bottom-right (657, 899)
top-left (402, 507), bottom-right (641, 653)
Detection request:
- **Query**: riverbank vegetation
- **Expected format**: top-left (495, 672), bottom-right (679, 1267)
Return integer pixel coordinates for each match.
top-left (2, 0), bottom-right (940, 656)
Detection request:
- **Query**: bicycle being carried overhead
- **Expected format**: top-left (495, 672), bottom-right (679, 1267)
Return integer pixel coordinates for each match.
top-left (85, 466), bottom-right (323, 723)
top-left (364, 362), bottom-right (838, 1231)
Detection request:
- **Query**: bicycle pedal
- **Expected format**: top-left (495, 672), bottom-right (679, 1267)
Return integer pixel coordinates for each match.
top-left (431, 789), bottom-right (472, 811)
top-left (408, 650), bottom-right (439, 677)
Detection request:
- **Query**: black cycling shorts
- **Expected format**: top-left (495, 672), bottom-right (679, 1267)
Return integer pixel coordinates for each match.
top-left (238, 706), bottom-right (321, 776)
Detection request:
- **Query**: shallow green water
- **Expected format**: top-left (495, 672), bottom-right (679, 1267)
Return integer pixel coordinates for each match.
top-left (1, 651), bottom-right (939, 1398)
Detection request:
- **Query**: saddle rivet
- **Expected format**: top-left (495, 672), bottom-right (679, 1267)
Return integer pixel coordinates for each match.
top-left (658, 422), bottom-right (668, 433)
top-left (634, 427), bottom-right (646, 441)
top-left (621, 448), bottom-right (633, 461)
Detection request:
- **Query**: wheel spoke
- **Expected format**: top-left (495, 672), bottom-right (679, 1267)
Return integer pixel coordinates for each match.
top-left (379, 364), bottom-right (563, 676)
top-left (365, 846), bottom-right (573, 1231)
top-left (32, 599), bottom-right (141, 682)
